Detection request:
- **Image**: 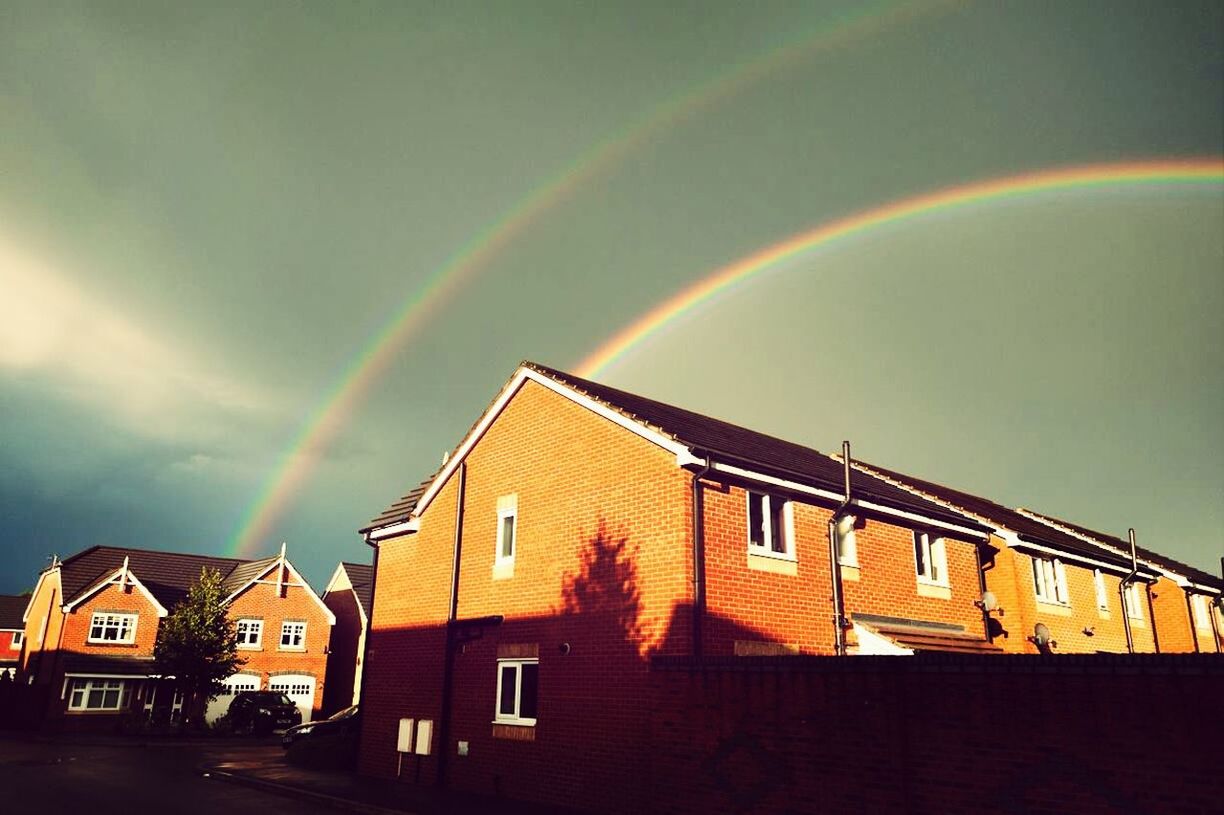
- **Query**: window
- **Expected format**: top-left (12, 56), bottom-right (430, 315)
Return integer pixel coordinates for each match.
top-left (497, 510), bottom-right (517, 563)
top-left (88, 612), bottom-right (137, 644)
top-left (236, 619), bottom-right (263, 649)
top-left (495, 658), bottom-right (538, 726)
top-left (68, 678), bottom-right (131, 712)
top-left (279, 621), bottom-right (306, 650)
top-left (1093, 569), bottom-right (1109, 610)
top-left (747, 492), bottom-right (793, 558)
top-left (913, 532), bottom-right (948, 586)
top-left (835, 515), bottom-right (858, 567)
top-left (1191, 594), bottom-right (1211, 632)
top-left (10, 632), bottom-right (23, 650)
top-left (1123, 583), bottom-right (1144, 620)
top-left (1031, 556), bottom-right (1068, 604)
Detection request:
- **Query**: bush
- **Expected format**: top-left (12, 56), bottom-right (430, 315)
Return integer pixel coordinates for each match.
top-left (286, 731), bottom-right (358, 771)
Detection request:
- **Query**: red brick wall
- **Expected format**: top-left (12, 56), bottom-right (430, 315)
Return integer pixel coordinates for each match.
top-left (359, 378), bottom-right (693, 809)
top-left (701, 480), bottom-right (986, 655)
top-left (227, 568), bottom-right (332, 717)
top-left (61, 582), bottom-right (161, 659)
top-left (984, 547), bottom-right (1156, 654)
top-left (646, 653), bottom-right (1224, 815)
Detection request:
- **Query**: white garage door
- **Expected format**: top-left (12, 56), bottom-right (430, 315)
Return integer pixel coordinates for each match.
top-left (269, 675), bottom-right (316, 723)
top-left (206, 674), bottom-right (261, 723)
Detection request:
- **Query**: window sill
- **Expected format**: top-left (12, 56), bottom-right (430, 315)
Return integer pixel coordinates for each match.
top-left (278, 647), bottom-right (307, 653)
top-left (1097, 608), bottom-right (1111, 620)
top-left (747, 552), bottom-right (797, 576)
top-left (915, 582), bottom-right (951, 600)
top-left (237, 646), bottom-right (263, 651)
top-left (492, 560), bottom-right (515, 581)
top-left (1127, 615), bottom-right (1146, 628)
top-left (86, 641), bottom-right (138, 647)
top-left (1034, 599), bottom-right (1073, 616)
top-left (492, 722), bottom-right (536, 741)
top-left (840, 564), bottom-right (860, 582)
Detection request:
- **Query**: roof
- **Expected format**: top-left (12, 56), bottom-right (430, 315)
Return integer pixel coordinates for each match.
top-left (1018, 510), bottom-right (1224, 591)
top-left (61, 653), bottom-right (159, 677)
top-left (852, 613), bottom-right (1003, 655)
top-left (364, 361), bottom-right (988, 536)
top-left (848, 460), bottom-right (1155, 574)
top-left (342, 563), bottom-right (374, 617)
top-left (55, 546), bottom-right (299, 611)
top-left (0, 595), bottom-right (27, 630)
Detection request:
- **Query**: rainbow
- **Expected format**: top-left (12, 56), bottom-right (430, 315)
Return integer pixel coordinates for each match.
top-left (226, 0), bottom-right (956, 556)
top-left (575, 158), bottom-right (1224, 379)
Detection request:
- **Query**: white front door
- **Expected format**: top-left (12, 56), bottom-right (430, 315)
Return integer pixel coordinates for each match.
top-left (269, 675), bottom-right (316, 723)
top-left (206, 674), bottom-right (261, 724)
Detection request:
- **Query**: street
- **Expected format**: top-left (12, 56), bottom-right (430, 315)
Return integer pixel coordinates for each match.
top-left (0, 735), bottom-right (337, 815)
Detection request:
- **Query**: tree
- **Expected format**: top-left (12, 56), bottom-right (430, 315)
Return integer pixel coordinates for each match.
top-left (154, 567), bottom-right (243, 731)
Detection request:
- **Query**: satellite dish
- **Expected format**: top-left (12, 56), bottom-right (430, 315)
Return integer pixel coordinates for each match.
top-left (980, 591), bottom-right (998, 612)
top-left (1033, 623), bottom-right (1051, 646)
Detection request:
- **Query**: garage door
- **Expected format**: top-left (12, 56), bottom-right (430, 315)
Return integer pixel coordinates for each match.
top-left (269, 675), bottom-right (316, 723)
top-left (206, 674), bottom-right (261, 723)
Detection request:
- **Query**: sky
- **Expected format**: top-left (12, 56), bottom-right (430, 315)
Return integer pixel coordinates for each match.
top-left (1, 0), bottom-right (1221, 595)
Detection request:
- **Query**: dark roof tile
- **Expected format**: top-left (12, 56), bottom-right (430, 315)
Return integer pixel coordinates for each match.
top-left (0, 595), bottom-right (27, 630)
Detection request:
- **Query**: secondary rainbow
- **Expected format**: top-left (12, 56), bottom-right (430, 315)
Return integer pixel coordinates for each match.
top-left (226, 0), bottom-right (955, 557)
top-left (576, 158), bottom-right (1224, 379)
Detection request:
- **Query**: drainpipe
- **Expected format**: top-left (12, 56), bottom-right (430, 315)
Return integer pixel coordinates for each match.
top-left (1183, 590), bottom-right (1200, 654)
top-left (1145, 582), bottom-right (1160, 654)
top-left (437, 461), bottom-right (467, 788)
top-left (827, 441), bottom-right (852, 656)
top-left (975, 546), bottom-right (993, 644)
top-left (1118, 529), bottom-right (1139, 654)
top-left (690, 455), bottom-right (712, 660)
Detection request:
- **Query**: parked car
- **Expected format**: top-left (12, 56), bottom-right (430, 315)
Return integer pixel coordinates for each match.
top-left (281, 704), bottom-right (360, 749)
top-left (224, 691), bottom-right (302, 735)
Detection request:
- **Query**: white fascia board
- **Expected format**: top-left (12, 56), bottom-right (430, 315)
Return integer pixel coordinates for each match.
top-left (352, 587), bottom-right (369, 628)
top-left (1012, 508), bottom-right (1171, 581)
top-left (1189, 583), bottom-right (1222, 596)
top-left (64, 672), bottom-right (158, 679)
top-left (412, 367), bottom-right (689, 519)
top-left (322, 563), bottom-right (351, 597)
top-left (223, 558), bottom-right (337, 626)
top-left (221, 561), bottom-right (281, 606)
top-left (367, 519), bottom-right (420, 542)
top-left (284, 559), bottom-right (337, 626)
top-left (22, 568), bottom-right (60, 623)
top-left (63, 569), bottom-right (169, 617)
top-left (843, 459), bottom-right (1005, 538)
top-left (711, 462), bottom-right (986, 540)
top-left (1008, 537), bottom-right (1157, 579)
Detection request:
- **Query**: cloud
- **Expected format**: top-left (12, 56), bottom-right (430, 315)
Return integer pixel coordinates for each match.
top-left (0, 232), bottom-right (275, 442)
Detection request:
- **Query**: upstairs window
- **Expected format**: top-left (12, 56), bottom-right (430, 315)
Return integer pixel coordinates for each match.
top-left (1093, 569), bottom-right (1109, 610)
top-left (497, 509), bottom-right (517, 563)
top-left (279, 621), bottom-right (307, 651)
top-left (835, 515), bottom-right (858, 567)
top-left (1191, 594), bottom-right (1211, 632)
top-left (88, 612), bottom-right (137, 644)
top-left (495, 658), bottom-right (539, 726)
top-left (1032, 556), bottom-right (1069, 605)
top-left (1123, 583), bottom-right (1144, 621)
top-left (913, 532), bottom-right (948, 586)
top-left (236, 619), bottom-right (263, 649)
top-left (10, 632), bottom-right (23, 650)
top-left (747, 492), bottom-right (793, 558)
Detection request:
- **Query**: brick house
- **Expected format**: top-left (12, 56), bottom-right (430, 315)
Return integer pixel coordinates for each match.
top-left (320, 561), bottom-right (373, 715)
top-left (838, 458), bottom-right (1223, 654)
top-left (18, 544), bottom-right (334, 731)
top-left (0, 595), bottom-right (26, 680)
top-left (357, 362), bottom-right (1009, 811)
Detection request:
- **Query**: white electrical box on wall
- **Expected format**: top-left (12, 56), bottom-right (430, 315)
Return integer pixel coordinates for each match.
top-left (397, 718), bottom-right (414, 753)
top-left (414, 719), bottom-right (433, 756)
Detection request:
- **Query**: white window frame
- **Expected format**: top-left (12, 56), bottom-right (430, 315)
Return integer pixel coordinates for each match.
top-left (1191, 594), bottom-right (1211, 632)
top-left (494, 658), bottom-right (538, 727)
top-left (1123, 582), bottom-right (1144, 621)
top-left (9, 631), bottom-right (23, 650)
top-left (279, 620), bottom-right (307, 651)
top-left (236, 618), bottom-right (263, 650)
top-left (87, 612), bottom-right (138, 644)
top-left (835, 515), bottom-right (858, 567)
top-left (746, 492), bottom-right (795, 560)
top-left (1032, 556), bottom-right (1069, 605)
top-left (496, 508), bottom-right (517, 565)
top-left (67, 678), bottom-right (131, 712)
top-left (913, 532), bottom-right (949, 587)
top-left (1093, 569), bottom-right (1109, 610)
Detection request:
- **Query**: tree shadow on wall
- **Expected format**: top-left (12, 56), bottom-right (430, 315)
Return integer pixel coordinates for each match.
top-left (559, 521), bottom-right (643, 650)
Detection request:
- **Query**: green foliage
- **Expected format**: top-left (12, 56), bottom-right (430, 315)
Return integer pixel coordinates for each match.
top-left (153, 567), bottom-right (243, 728)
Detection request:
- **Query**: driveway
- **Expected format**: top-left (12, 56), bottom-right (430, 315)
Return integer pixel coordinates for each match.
top-left (0, 734), bottom-right (340, 815)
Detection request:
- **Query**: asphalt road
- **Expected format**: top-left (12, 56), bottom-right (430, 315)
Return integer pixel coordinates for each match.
top-left (0, 735), bottom-right (338, 814)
